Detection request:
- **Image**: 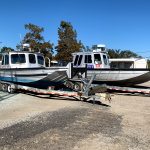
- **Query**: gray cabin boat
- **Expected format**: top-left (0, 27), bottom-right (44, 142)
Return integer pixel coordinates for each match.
top-left (72, 44), bottom-right (150, 86)
top-left (0, 51), bottom-right (70, 89)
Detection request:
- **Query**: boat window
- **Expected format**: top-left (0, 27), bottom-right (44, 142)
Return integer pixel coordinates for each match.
top-left (74, 55), bottom-right (79, 66)
top-left (2, 56), bottom-right (4, 65)
top-left (125, 62), bottom-right (133, 68)
top-left (29, 54), bottom-right (36, 64)
top-left (37, 55), bottom-right (44, 65)
top-left (94, 54), bottom-right (101, 64)
top-left (103, 55), bottom-right (108, 65)
top-left (1, 55), bottom-right (9, 65)
top-left (5, 55), bottom-right (9, 65)
top-left (78, 55), bottom-right (83, 66)
top-left (0, 54), bottom-right (2, 61)
top-left (85, 55), bottom-right (88, 63)
top-left (11, 54), bottom-right (26, 64)
top-left (85, 55), bottom-right (92, 63)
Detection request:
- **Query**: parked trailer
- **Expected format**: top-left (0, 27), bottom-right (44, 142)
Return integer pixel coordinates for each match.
top-left (0, 76), bottom-right (111, 102)
top-left (106, 85), bottom-right (150, 95)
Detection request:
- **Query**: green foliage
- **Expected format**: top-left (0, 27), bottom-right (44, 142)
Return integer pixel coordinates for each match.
top-left (147, 59), bottom-right (150, 68)
top-left (55, 21), bottom-right (83, 62)
top-left (82, 46), bottom-right (91, 52)
top-left (18, 23), bottom-right (53, 60)
top-left (108, 49), bottom-right (140, 58)
top-left (0, 46), bottom-right (14, 53)
top-left (0, 47), bottom-right (14, 61)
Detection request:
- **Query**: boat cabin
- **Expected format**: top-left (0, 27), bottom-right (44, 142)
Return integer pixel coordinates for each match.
top-left (0, 51), bottom-right (45, 68)
top-left (72, 44), bottom-right (110, 69)
top-left (109, 58), bottom-right (148, 69)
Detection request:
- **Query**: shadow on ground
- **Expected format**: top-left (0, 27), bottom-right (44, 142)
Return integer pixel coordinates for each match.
top-left (24, 92), bottom-right (111, 107)
top-left (0, 92), bottom-right (18, 102)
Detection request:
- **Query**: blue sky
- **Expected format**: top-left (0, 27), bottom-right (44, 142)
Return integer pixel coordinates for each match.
top-left (0, 0), bottom-right (150, 57)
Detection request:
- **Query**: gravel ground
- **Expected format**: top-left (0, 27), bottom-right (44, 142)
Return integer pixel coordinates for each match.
top-left (0, 82), bottom-right (150, 150)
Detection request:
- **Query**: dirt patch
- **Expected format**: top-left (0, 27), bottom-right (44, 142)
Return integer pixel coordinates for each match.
top-left (0, 107), bottom-right (122, 150)
top-left (0, 83), bottom-right (150, 150)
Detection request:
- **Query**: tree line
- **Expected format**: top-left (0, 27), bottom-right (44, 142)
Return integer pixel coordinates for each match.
top-left (0, 21), bottom-right (150, 67)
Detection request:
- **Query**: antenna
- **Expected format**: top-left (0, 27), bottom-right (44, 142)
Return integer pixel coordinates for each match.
top-left (18, 33), bottom-right (24, 51)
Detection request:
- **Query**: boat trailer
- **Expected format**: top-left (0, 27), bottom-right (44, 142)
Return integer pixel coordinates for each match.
top-left (106, 85), bottom-right (150, 95)
top-left (0, 75), bottom-right (111, 103)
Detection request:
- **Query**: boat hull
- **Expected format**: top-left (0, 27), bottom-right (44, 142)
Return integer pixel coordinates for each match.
top-left (0, 68), bottom-right (68, 89)
top-left (87, 68), bottom-right (150, 86)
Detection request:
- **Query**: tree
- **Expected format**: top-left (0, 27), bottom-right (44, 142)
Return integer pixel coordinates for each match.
top-left (82, 46), bottom-right (91, 52)
top-left (107, 49), bottom-right (121, 58)
top-left (17, 23), bottom-right (53, 59)
top-left (0, 46), bottom-right (14, 53)
top-left (55, 21), bottom-right (83, 63)
top-left (108, 49), bottom-right (140, 58)
top-left (0, 47), bottom-right (14, 61)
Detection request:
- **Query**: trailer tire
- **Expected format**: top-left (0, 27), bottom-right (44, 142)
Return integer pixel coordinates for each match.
top-left (7, 84), bottom-right (15, 94)
top-left (2, 84), bottom-right (8, 92)
top-left (73, 82), bottom-right (81, 91)
top-left (65, 81), bottom-right (74, 89)
top-left (0, 83), bottom-right (2, 91)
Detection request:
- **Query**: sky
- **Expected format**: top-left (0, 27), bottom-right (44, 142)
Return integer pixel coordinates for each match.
top-left (0, 0), bottom-right (150, 57)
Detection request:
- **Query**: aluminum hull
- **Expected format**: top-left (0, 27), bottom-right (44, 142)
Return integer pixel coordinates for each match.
top-left (87, 68), bottom-right (150, 86)
top-left (0, 67), bottom-right (68, 89)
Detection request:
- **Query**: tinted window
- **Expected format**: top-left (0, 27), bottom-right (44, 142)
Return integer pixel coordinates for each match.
top-left (78, 55), bottom-right (83, 66)
top-left (11, 54), bottom-right (26, 64)
top-left (74, 55), bottom-right (79, 66)
top-left (94, 54), bottom-right (101, 64)
top-left (0, 54), bottom-right (2, 61)
top-left (103, 55), bottom-right (108, 65)
top-left (85, 55), bottom-right (88, 63)
top-left (37, 55), bottom-right (44, 65)
top-left (19, 54), bottom-right (26, 63)
top-left (5, 55), bottom-right (9, 65)
top-left (1, 55), bottom-right (9, 65)
top-left (88, 55), bottom-right (92, 63)
top-left (29, 54), bottom-right (36, 64)
top-left (2, 56), bottom-right (4, 65)
top-left (85, 55), bottom-right (92, 63)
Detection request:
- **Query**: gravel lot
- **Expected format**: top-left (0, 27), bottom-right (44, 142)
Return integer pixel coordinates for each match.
top-left (0, 82), bottom-right (150, 150)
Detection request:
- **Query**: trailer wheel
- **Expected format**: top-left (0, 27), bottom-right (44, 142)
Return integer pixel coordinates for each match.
top-left (0, 83), bottom-right (2, 91)
top-left (65, 81), bottom-right (74, 89)
top-left (7, 84), bottom-right (15, 93)
top-left (73, 82), bottom-right (81, 91)
top-left (2, 84), bottom-right (8, 92)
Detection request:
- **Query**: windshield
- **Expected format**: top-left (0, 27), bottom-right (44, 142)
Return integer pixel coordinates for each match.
top-left (94, 54), bottom-right (101, 64)
top-left (37, 55), bottom-right (44, 65)
top-left (11, 54), bottom-right (26, 64)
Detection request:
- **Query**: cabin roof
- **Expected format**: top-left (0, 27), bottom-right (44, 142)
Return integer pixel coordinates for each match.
top-left (109, 58), bottom-right (146, 62)
top-left (72, 51), bottom-right (107, 55)
top-left (2, 51), bottom-right (43, 56)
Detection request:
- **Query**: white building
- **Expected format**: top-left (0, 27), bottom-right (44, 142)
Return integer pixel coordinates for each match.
top-left (109, 58), bottom-right (148, 69)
